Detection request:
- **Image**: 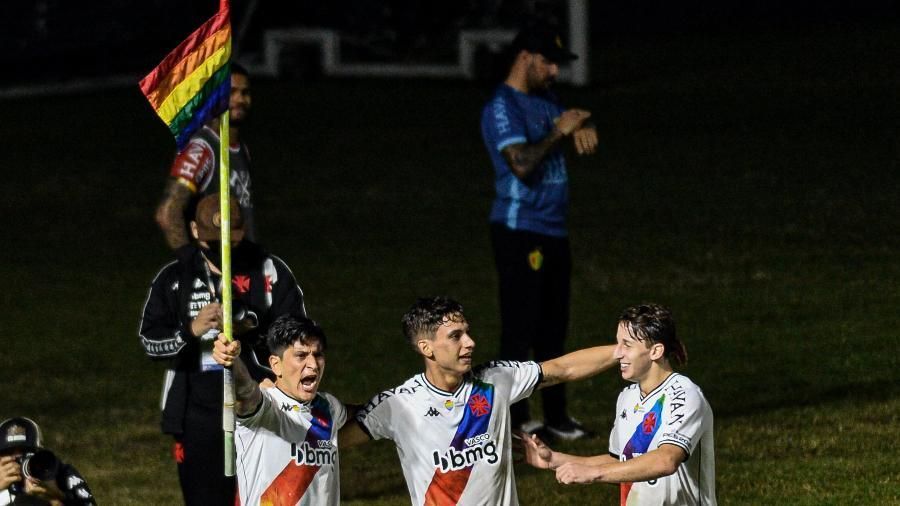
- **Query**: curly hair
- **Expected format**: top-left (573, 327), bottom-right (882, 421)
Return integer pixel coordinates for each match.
top-left (401, 296), bottom-right (465, 345)
top-left (619, 303), bottom-right (687, 366)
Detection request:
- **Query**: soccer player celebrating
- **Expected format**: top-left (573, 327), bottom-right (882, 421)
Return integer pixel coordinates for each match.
top-left (339, 296), bottom-right (617, 505)
top-left (520, 304), bottom-right (717, 506)
top-left (213, 314), bottom-right (347, 505)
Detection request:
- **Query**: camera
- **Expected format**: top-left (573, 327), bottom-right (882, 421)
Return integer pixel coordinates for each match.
top-left (20, 449), bottom-right (61, 482)
top-left (8, 449), bottom-right (60, 495)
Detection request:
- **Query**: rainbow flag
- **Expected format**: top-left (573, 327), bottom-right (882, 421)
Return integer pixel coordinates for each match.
top-left (140, 1), bottom-right (231, 150)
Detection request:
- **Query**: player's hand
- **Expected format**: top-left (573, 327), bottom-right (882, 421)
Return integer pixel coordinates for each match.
top-left (513, 431), bottom-right (554, 469)
top-left (212, 333), bottom-right (241, 367)
top-left (555, 462), bottom-right (601, 484)
top-left (556, 109), bottom-right (592, 136)
top-left (0, 455), bottom-right (22, 489)
top-left (24, 475), bottom-right (66, 503)
top-left (190, 302), bottom-right (223, 337)
top-left (573, 126), bottom-right (598, 155)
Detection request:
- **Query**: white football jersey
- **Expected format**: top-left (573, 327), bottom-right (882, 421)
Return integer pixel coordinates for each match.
top-left (235, 387), bottom-right (347, 506)
top-left (357, 360), bottom-right (542, 505)
top-left (609, 373), bottom-right (716, 506)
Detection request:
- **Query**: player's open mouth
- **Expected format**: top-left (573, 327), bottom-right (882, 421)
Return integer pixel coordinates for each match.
top-left (459, 355), bottom-right (472, 363)
top-left (300, 375), bottom-right (318, 391)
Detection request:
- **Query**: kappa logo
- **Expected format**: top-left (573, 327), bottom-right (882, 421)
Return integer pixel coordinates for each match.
top-left (620, 409), bottom-right (627, 419)
top-left (281, 402), bottom-right (300, 412)
top-left (425, 407), bottom-right (441, 417)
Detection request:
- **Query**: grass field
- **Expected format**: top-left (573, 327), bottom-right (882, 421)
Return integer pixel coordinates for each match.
top-left (2, 20), bottom-right (899, 505)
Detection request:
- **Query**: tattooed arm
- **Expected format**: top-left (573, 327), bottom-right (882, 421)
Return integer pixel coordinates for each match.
top-left (500, 108), bottom-right (591, 181)
top-left (155, 179), bottom-right (193, 249)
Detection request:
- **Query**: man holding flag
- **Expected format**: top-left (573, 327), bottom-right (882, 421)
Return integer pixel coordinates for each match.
top-left (140, 4), bottom-right (294, 498)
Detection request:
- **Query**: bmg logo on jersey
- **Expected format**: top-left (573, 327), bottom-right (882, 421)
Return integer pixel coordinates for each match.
top-left (291, 441), bottom-right (336, 467)
top-left (431, 433), bottom-right (499, 472)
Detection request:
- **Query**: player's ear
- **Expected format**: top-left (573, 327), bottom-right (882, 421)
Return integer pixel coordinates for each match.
top-left (189, 221), bottom-right (200, 240)
top-left (269, 354), bottom-right (283, 377)
top-left (416, 338), bottom-right (433, 358)
top-left (649, 342), bottom-right (665, 361)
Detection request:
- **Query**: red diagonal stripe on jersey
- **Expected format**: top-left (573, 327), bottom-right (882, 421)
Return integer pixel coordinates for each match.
top-left (424, 467), bottom-right (472, 506)
top-left (620, 482), bottom-right (633, 506)
top-left (259, 461), bottom-right (320, 506)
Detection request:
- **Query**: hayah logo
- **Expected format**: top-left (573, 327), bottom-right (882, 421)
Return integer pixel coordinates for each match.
top-left (291, 441), bottom-right (336, 467)
top-left (432, 433), bottom-right (498, 472)
top-left (281, 402), bottom-right (300, 412)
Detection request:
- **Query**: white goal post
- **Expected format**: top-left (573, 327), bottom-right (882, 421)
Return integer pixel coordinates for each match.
top-left (241, 0), bottom-right (591, 86)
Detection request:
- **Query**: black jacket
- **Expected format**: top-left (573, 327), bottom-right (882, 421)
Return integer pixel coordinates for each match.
top-left (139, 242), bottom-right (305, 435)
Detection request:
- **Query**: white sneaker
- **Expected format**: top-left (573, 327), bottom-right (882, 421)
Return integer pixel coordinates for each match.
top-left (517, 420), bottom-right (544, 434)
top-left (544, 417), bottom-right (593, 441)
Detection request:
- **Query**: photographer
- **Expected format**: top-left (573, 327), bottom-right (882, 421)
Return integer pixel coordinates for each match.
top-left (139, 194), bottom-right (307, 505)
top-left (0, 418), bottom-right (95, 506)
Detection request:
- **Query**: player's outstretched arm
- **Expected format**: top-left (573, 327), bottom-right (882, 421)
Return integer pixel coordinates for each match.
top-left (155, 178), bottom-right (193, 249)
top-left (518, 432), bottom-right (615, 471)
top-left (538, 344), bottom-right (617, 389)
top-left (556, 444), bottom-right (685, 485)
top-left (213, 334), bottom-right (262, 416)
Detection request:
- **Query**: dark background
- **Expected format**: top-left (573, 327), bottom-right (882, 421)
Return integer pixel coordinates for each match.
top-left (1, 1), bottom-right (898, 503)
top-left (3, 1), bottom-right (898, 87)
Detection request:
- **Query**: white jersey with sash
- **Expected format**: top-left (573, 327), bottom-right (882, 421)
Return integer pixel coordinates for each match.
top-left (357, 360), bottom-right (542, 505)
top-left (235, 387), bottom-right (347, 506)
top-left (609, 373), bottom-right (716, 506)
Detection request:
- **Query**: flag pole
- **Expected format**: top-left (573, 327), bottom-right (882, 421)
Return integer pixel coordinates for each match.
top-left (218, 0), bottom-right (237, 480)
top-left (137, 0), bottom-right (236, 478)
top-left (218, 77), bottom-right (236, 477)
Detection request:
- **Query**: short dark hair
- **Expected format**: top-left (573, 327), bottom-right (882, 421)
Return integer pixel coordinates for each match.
top-left (267, 314), bottom-right (326, 358)
top-left (401, 296), bottom-right (465, 345)
top-left (231, 61), bottom-right (250, 79)
top-left (619, 304), bottom-right (687, 366)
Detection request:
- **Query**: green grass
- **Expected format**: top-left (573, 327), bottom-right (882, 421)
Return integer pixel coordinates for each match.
top-left (2, 21), bottom-right (899, 504)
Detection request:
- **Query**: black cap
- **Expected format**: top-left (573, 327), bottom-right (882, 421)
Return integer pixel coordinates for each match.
top-left (0, 417), bottom-right (42, 453)
top-left (511, 24), bottom-right (577, 63)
